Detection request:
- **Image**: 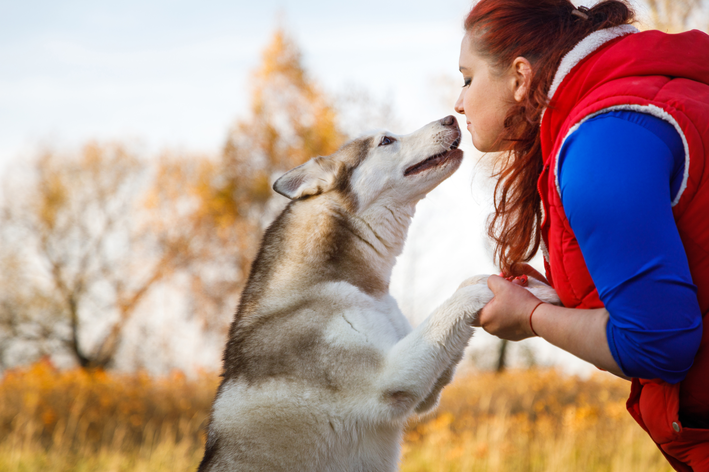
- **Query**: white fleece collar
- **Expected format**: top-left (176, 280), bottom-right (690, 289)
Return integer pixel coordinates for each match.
top-left (547, 24), bottom-right (639, 101)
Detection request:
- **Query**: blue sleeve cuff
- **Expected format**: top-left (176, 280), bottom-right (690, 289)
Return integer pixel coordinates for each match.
top-left (606, 314), bottom-right (702, 384)
top-left (605, 318), bottom-right (626, 376)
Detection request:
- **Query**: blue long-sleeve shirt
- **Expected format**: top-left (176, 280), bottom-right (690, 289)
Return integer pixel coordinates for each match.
top-left (557, 110), bottom-right (703, 384)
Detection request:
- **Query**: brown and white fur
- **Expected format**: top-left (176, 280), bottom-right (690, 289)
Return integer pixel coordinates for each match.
top-left (197, 116), bottom-right (559, 472)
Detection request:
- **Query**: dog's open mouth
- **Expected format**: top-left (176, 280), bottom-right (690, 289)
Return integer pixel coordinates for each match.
top-left (404, 136), bottom-right (463, 177)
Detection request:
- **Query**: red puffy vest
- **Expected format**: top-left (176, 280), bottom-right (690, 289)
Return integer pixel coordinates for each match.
top-left (538, 26), bottom-right (709, 470)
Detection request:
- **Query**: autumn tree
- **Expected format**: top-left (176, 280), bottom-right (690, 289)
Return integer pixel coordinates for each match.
top-left (150, 27), bottom-right (349, 328)
top-left (0, 27), bottom-right (350, 372)
top-left (1, 144), bottom-right (159, 369)
top-left (0, 228), bottom-right (63, 369)
top-left (219, 26), bottom-right (345, 229)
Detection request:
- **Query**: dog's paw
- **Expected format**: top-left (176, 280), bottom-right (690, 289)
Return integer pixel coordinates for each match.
top-left (457, 272), bottom-right (562, 308)
top-left (450, 282), bottom-right (494, 326)
top-left (456, 274), bottom-right (489, 290)
top-left (526, 277), bottom-right (562, 306)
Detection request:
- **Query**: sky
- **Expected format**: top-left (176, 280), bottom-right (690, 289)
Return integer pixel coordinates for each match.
top-left (0, 0), bottom-right (598, 375)
top-left (0, 0), bottom-right (475, 167)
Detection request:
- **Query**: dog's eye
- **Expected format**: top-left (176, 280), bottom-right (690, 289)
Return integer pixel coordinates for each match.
top-left (379, 136), bottom-right (395, 146)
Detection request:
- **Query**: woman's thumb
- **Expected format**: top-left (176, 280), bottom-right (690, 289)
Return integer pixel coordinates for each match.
top-left (487, 274), bottom-right (506, 293)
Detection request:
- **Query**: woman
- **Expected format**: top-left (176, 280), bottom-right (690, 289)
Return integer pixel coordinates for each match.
top-left (454, 0), bottom-right (709, 469)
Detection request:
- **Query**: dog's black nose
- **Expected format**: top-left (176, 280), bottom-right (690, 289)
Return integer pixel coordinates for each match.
top-left (440, 115), bottom-right (456, 127)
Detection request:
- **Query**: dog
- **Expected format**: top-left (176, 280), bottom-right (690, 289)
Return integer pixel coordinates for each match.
top-left (197, 115), bottom-right (560, 471)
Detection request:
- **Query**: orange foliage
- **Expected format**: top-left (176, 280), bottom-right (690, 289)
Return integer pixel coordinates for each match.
top-left (402, 369), bottom-right (669, 471)
top-left (0, 359), bottom-right (218, 454)
top-left (0, 362), bottom-right (670, 471)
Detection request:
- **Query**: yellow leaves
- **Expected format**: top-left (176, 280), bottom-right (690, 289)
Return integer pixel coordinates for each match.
top-left (400, 369), bottom-right (669, 471)
top-left (255, 28), bottom-right (306, 88)
top-left (41, 409), bottom-right (57, 426)
top-left (0, 364), bottom-right (672, 471)
top-left (0, 360), bottom-right (219, 456)
top-left (26, 142), bottom-right (143, 247)
top-left (428, 411), bottom-right (455, 433)
top-left (225, 26), bottom-right (345, 185)
top-left (36, 157), bottom-right (68, 231)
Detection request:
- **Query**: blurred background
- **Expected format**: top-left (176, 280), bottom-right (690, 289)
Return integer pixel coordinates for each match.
top-left (0, 0), bottom-right (707, 470)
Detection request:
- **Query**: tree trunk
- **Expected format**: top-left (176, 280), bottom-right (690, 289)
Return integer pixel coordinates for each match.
top-left (496, 339), bottom-right (508, 373)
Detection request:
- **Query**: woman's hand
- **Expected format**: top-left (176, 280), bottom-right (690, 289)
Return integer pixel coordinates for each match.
top-left (478, 274), bottom-right (628, 379)
top-left (477, 275), bottom-right (542, 341)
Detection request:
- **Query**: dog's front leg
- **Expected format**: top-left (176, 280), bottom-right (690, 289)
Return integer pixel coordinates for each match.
top-left (413, 275), bottom-right (496, 413)
top-left (370, 284), bottom-right (493, 420)
top-left (414, 364), bottom-right (456, 414)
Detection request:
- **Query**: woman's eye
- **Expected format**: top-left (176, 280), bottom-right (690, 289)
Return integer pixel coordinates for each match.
top-left (379, 136), bottom-right (395, 146)
top-left (462, 78), bottom-right (471, 88)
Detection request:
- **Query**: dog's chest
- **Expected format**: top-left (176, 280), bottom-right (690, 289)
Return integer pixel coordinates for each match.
top-left (325, 296), bottom-right (411, 354)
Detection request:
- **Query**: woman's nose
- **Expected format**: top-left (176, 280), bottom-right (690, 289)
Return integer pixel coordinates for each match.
top-left (454, 90), bottom-right (465, 114)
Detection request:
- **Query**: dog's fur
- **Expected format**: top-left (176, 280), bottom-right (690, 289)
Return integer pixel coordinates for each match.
top-left (198, 116), bottom-right (560, 471)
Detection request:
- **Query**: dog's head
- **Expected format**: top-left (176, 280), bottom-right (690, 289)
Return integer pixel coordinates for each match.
top-left (273, 116), bottom-right (463, 211)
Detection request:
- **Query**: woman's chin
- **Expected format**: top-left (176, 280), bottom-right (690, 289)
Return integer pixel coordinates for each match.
top-left (471, 136), bottom-right (492, 153)
top-left (472, 136), bottom-right (505, 153)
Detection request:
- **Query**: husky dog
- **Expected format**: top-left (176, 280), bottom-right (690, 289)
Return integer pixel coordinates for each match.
top-left (198, 116), bottom-right (559, 472)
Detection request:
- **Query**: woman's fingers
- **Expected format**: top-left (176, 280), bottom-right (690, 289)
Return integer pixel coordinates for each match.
top-left (511, 274), bottom-right (528, 286)
top-left (512, 263), bottom-right (549, 284)
top-left (481, 274), bottom-right (541, 341)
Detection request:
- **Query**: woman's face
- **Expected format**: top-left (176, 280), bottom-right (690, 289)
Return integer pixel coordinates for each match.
top-left (454, 34), bottom-right (519, 153)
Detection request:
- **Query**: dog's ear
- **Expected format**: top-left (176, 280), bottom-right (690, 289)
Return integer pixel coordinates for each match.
top-left (273, 156), bottom-right (342, 200)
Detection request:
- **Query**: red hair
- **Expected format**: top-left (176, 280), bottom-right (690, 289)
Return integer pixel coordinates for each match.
top-left (464, 0), bottom-right (634, 274)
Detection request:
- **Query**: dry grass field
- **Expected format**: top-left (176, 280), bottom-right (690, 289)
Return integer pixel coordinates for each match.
top-left (0, 360), bottom-right (671, 472)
